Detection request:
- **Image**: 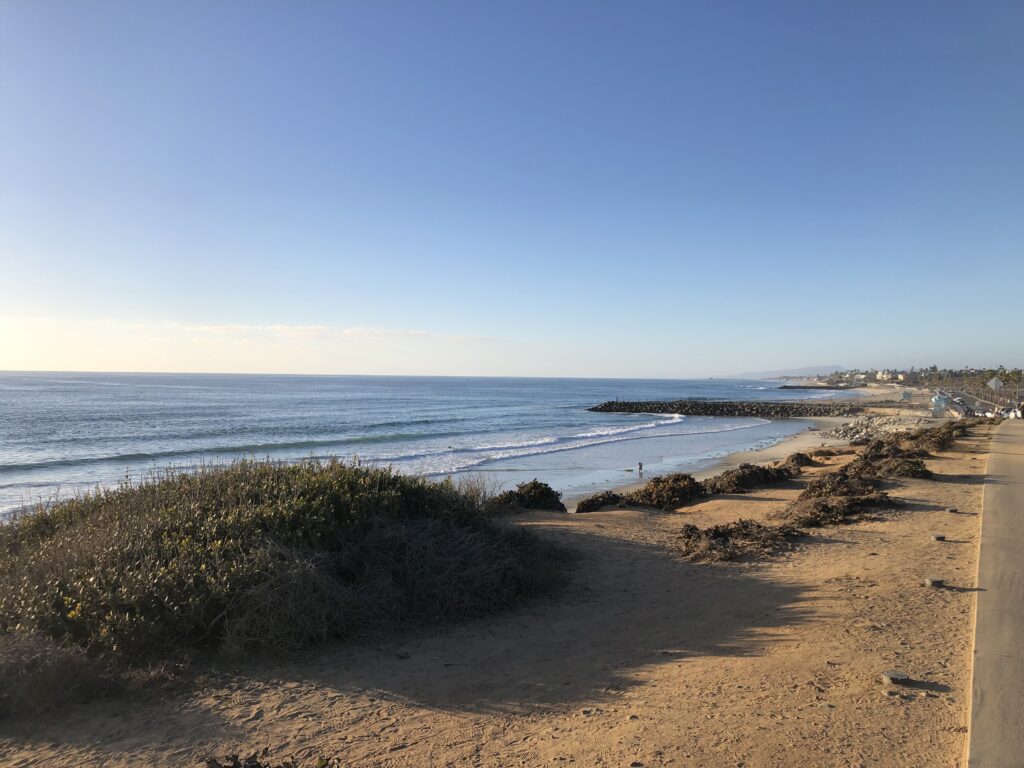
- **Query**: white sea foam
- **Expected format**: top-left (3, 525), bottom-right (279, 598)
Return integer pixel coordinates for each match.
top-left (574, 413), bottom-right (683, 438)
top-left (386, 418), bottom-right (769, 476)
top-left (466, 436), bottom-right (559, 452)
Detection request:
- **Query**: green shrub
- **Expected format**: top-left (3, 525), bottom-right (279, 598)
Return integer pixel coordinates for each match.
top-left (0, 460), bottom-right (564, 662)
top-left (623, 473), bottom-right (705, 511)
top-left (488, 479), bottom-right (566, 513)
top-left (573, 491), bottom-right (623, 514)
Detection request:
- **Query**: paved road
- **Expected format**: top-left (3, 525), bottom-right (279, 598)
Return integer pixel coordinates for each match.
top-left (968, 420), bottom-right (1024, 768)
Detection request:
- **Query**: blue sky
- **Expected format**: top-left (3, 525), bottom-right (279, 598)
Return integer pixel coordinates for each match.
top-left (1, 1), bottom-right (1022, 376)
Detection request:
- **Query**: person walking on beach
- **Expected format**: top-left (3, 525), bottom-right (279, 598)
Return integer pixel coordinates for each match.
top-left (638, 461), bottom-right (643, 477)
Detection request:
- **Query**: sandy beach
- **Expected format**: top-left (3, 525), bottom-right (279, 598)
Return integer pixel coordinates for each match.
top-left (567, 385), bottom-right (929, 508)
top-left (0, 390), bottom-right (990, 768)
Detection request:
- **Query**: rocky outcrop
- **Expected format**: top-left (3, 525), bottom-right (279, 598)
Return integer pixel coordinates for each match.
top-left (589, 400), bottom-right (861, 418)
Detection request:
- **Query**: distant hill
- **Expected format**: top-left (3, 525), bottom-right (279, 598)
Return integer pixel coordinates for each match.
top-left (730, 365), bottom-right (848, 379)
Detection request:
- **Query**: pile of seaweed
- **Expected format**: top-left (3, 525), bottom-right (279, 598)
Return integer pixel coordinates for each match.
top-left (682, 419), bottom-right (979, 558)
top-left (678, 519), bottom-right (802, 562)
top-left (774, 420), bottom-right (980, 527)
top-left (703, 462), bottom-right (798, 495)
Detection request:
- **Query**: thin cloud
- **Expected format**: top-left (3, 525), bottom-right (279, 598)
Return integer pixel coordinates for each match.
top-left (340, 326), bottom-right (492, 342)
top-left (175, 322), bottom-right (492, 343)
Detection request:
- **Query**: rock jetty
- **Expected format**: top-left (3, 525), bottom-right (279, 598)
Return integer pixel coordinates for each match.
top-left (588, 400), bottom-right (862, 418)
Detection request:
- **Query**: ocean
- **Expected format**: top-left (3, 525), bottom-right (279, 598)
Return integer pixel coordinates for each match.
top-left (0, 373), bottom-right (854, 514)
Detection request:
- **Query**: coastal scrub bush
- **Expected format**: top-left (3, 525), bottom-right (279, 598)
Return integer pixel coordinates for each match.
top-left (573, 491), bottom-right (623, 514)
top-left (678, 520), bottom-right (802, 562)
top-left (0, 460), bottom-right (565, 662)
top-left (702, 462), bottom-right (797, 495)
top-left (488, 479), bottom-right (566, 513)
top-left (623, 473), bottom-right (705, 511)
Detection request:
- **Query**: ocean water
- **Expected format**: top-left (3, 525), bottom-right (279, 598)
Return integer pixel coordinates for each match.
top-left (0, 373), bottom-right (854, 514)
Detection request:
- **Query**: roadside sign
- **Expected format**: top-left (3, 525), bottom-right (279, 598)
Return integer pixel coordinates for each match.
top-left (988, 377), bottom-right (1004, 392)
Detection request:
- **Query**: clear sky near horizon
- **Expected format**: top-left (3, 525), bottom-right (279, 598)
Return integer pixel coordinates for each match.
top-left (1, 2), bottom-right (1021, 378)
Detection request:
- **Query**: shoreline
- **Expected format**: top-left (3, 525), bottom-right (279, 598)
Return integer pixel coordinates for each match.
top-left (564, 415), bottom-right (850, 509)
top-left (563, 384), bottom-right (930, 510)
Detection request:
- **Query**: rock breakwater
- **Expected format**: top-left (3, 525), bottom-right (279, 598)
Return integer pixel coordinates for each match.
top-left (588, 400), bottom-right (862, 418)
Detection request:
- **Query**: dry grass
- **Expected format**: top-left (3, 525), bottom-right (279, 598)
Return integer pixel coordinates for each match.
top-left (0, 631), bottom-right (121, 719)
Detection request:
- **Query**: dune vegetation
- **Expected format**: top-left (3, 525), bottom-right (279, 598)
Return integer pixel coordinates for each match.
top-left (0, 461), bottom-right (566, 716)
top-left (489, 479), bottom-right (567, 513)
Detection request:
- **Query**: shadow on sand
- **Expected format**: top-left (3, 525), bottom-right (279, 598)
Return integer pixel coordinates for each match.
top-left (277, 518), bottom-right (818, 715)
top-left (11, 515), bottom-right (819, 758)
